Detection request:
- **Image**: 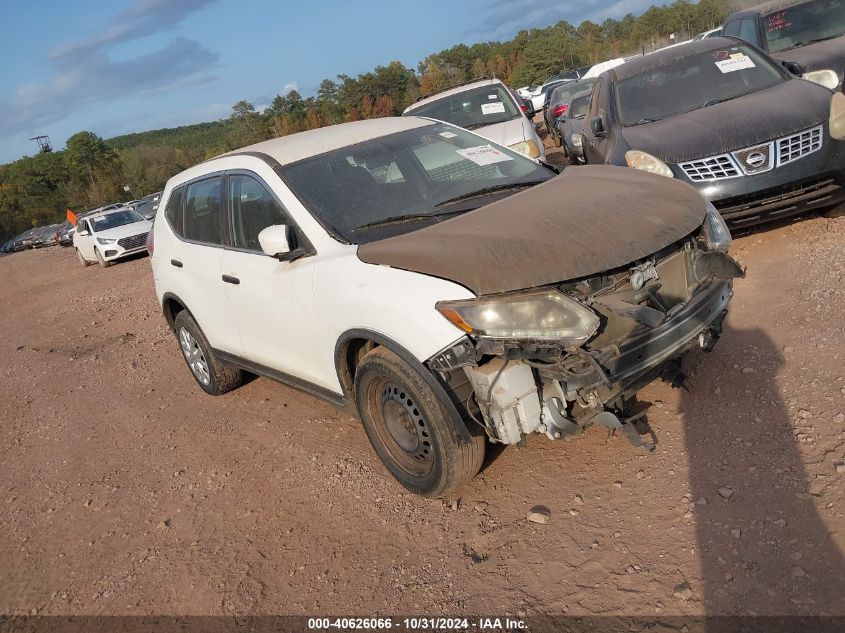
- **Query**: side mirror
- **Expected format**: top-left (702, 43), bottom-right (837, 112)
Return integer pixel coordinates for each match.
top-left (591, 116), bottom-right (606, 137)
top-left (258, 224), bottom-right (307, 262)
top-left (781, 60), bottom-right (803, 76)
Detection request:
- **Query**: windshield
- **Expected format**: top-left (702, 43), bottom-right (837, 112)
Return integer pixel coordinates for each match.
top-left (406, 84), bottom-right (520, 129)
top-left (280, 123), bottom-right (552, 244)
top-left (90, 210), bottom-right (145, 232)
top-left (549, 80), bottom-right (596, 110)
top-left (765, 0), bottom-right (845, 52)
top-left (616, 44), bottom-right (785, 126)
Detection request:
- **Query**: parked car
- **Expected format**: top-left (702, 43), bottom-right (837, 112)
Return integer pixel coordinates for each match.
top-left (56, 221), bottom-right (75, 246)
top-left (131, 192), bottom-right (162, 220)
top-left (582, 58), bottom-right (628, 79)
top-left (580, 37), bottom-right (845, 228)
top-left (403, 78), bottom-right (545, 161)
top-left (530, 78), bottom-right (572, 112)
top-left (544, 78), bottom-right (598, 142)
top-left (507, 87), bottom-right (535, 118)
top-left (149, 117), bottom-right (741, 497)
top-left (723, 0), bottom-right (845, 89)
top-left (559, 91), bottom-right (592, 163)
top-left (73, 207), bottom-right (152, 267)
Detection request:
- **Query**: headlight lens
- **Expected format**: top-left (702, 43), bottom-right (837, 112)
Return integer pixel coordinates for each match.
top-left (96, 237), bottom-right (117, 245)
top-left (804, 69), bottom-right (839, 90)
top-left (625, 150), bottom-right (674, 178)
top-left (571, 134), bottom-right (583, 147)
top-left (508, 139), bottom-right (541, 159)
top-left (436, 289), bottom-right (600, 344)
top-left (701, 202), bottom-right (731, 252)
top-left (830, 92), bottom-right (845, 140)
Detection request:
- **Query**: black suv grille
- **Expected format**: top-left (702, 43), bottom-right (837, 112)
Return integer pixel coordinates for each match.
top-left (118, 232), bottom-right (148, 250)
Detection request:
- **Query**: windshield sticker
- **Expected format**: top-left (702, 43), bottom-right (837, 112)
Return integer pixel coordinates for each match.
top-left (488, 94), bottom-right (498, 99)
top-left (716, 54), bottom-right (756, 73)
top-left (481, 102), bottom-right (506, 115)
top-left (767, 11), bottom-right (792, 31)
top-left (438, 131), bottom-right (458, 139)
top-left (456, 144), bottom-right (514, 166)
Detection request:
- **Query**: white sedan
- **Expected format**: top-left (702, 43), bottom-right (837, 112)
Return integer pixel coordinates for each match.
top-left (73, 207), bottom-right (152, 268)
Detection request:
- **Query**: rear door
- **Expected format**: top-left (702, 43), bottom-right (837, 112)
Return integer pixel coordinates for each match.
top-left (165, 175), bottom-right (242, 355)
top-left (218, 172), bottom-right (326, 387)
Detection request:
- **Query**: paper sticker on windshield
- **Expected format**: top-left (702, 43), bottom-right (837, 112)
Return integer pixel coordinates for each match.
top-left (481, 102), bottom-right (506, 115)
top-left (488, 94), bottom-right (498, 99)
top-left (715, 54), bottom-right (755, 73)
top-left (439, 131), bottom-right (457, 138)
top-left (457, 144), bottom-right (514, 166)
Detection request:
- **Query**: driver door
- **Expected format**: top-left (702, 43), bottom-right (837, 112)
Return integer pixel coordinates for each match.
top-left (76, 219), bottom-right (96, 259)
top-left (583, 79), bottom-right (611, 164)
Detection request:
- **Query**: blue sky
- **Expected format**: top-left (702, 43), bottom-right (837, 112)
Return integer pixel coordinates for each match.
top-left (0, 0), bottom-right (671, 163)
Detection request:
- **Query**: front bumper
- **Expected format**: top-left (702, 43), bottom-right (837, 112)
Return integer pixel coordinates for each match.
top-left (673, 128), bottom-right (845, 228)
top-left (99, 232), bottom-right (149, 261)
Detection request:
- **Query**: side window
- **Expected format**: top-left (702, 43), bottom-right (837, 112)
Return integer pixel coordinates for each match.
top-left (739, 19), bottom-right (760, 46)
top-left (183, 177), bottom-right (223, 245)
top-left (228, 174), bottom-right (287, 251)
top-left (164, 187), bottom-right (185, 237)
top-left (588, 80), bottom-right (603, 118)
top-left (723, 18), bottom-right (742, 37)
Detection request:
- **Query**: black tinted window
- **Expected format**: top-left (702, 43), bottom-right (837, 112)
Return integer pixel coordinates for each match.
top-left (164, 187), bottom-right (185, 236)
top-left (723, 19), bottom-right (742, 37)
top-left (739, 19), bottom-right (760, 45)
top-left (184, 177), bottom-right (223, 244)
top-left (229, 174), bottom-right (287, 251)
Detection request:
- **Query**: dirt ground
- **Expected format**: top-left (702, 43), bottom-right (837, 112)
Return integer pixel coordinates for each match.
top-left (1, 195), bottom-right (844, 619)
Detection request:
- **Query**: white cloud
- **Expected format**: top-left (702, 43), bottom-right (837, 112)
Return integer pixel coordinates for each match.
top-left (282, 82), bottom-right (299, 94)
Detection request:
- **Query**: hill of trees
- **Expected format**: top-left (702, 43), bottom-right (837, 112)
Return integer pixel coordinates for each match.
top-left (0, 0), bottom-right (731, 241)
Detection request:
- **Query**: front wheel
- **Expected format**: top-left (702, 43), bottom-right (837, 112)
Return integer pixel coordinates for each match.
top-left (354, 346), bottom-right (485, 497)
top-left (77, 249), bottom-right (91, 267)
top-left (95, 248), bottom-right (112, 268)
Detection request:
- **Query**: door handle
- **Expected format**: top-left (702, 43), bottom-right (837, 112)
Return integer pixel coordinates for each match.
top-left (170, 259), bottom-right (183, 268)
top-left (222, 274), bottom-right (240, 285)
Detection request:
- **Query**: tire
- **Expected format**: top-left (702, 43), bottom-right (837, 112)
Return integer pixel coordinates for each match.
top-left (354, 346), bottom-right (485, 497)
top-left (77, 249), bottom-right (91, 267)
top-left (173, 310), bottom-right (243, 396)
top-left (95, 248), bottom-right (112, 268)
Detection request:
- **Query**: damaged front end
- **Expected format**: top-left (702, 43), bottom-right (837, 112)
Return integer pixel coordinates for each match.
top-left (427, 204), bottom-right (744, 447)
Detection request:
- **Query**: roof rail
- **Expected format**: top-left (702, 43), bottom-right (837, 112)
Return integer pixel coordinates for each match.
top-left (415, 76), bottom-right (497, 102)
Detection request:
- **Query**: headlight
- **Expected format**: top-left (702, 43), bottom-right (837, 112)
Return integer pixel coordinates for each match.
top-left (436, 289), bottom-right (600, 345)
top-left (804, 69), bottom-right (839, 90)
top-left (96, 237), bottom-right (117, 245)
top-left (508, 139), bottom-right (541, 159)
top-left (571, 134), bottom-right (583, 147)
top-left (625, 150), bottom-right (674, 178)
top-left (701, 202), bottom-right (731, 252)
top-left (830, 92), bottom-right (845, 140)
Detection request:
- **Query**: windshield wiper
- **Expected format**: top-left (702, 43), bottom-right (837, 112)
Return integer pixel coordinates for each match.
top-left (352, 209), bottom-right (470, 232)
top-left (432, 181), bottom-right (546, 209)
top-left (702, 97), bottom-right (734, 108)
top-left (790, 34), bottom-right (843, 48)
top-left (628, 117), bottom-right (659, 127)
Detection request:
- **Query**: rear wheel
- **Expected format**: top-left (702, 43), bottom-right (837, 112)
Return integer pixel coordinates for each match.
top-left (95, 248), bottom-right (112, 268)
top-left (76, 249), bottom-right (91, 267)
top-left (354, 346), bottom-right (484, 497)
top-left (173, 311), bottom-right (243, 395)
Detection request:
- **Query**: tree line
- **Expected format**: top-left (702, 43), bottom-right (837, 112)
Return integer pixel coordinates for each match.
top-left (0, 0), bottom-right (731, 241)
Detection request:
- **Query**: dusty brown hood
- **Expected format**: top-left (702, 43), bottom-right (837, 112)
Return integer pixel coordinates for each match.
top-left (357, 165), bottom-right (707, 295)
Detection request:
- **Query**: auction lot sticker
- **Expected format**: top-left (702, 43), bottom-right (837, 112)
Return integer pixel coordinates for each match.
top-left (716, 53), bottom-right (755, 73)
top-left (481, 102), bottom-right (506, 115)
top-left (457, 144), bottom-right (513, 165)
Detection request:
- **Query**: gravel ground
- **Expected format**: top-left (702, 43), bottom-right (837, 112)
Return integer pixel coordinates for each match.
top-left (0, 198), bottom-right (843, 619)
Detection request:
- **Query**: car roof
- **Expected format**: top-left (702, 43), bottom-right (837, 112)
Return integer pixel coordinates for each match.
top-left (404, 79), bottom-right (505, 112)
top-left (608, 37), bottom-right (746, 82)
top-left (215, 117), bottom-right (435, 167)
top-left (85, 206), bottom-right (134, 220)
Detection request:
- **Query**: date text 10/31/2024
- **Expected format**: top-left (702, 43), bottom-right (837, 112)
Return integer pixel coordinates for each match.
top-left (307, 617), bottom-right (527, 630)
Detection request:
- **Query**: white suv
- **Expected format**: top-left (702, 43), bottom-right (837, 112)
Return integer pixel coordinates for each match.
top-left (403, 79), bottom-right (545, 162)
top-left (150, 117), bottom-right (742, 497)
top-left (74, 207), bottom-right (152, 268)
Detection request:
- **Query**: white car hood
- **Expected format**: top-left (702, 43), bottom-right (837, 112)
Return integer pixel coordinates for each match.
top-left (471, 117), bottom-right (529, 149)
top-left (96, 220), bottom-right (152, 240)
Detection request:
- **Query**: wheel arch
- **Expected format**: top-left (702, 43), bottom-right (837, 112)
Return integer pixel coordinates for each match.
top-left (161, 292), bottom-right (190, 333)
top-left (334, 329), bottom-right (473, 443)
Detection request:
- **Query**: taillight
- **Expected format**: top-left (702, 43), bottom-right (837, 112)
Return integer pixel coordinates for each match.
top-left (520, 103), bottom-right (527, 112)
top-left (552, 104), bottom-right (569, 118)
top-left (146, 228), bottom-right (154, 255)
